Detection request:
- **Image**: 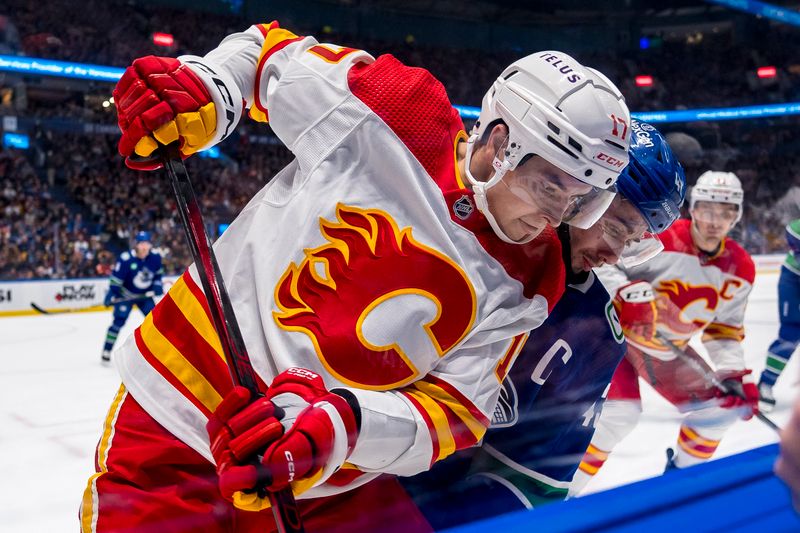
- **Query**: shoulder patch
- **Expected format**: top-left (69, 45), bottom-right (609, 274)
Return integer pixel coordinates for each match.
top-left (121, 252), bottom-right (130, 261)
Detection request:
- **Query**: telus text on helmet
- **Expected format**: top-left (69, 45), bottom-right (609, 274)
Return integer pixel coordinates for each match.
top-left (538, 53), bottom-right (582, 83)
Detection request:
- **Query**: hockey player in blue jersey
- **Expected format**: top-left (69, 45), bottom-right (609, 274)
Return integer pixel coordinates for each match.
top-left (101, 231), bottom-right (164, 363)
top-left (757, 219), bottom-right (800, 411)
top-left (401, 120), bottom-right (686, 528)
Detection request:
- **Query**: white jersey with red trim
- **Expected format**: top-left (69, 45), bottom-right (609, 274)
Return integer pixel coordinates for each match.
top-left (113, 22), bottom-right (565, 499)
top-left (596, 219), bottom-right (755, 372)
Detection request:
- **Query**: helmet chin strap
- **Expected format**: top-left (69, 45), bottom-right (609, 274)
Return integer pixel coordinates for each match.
top-left (463, 135), bottom-right (534, 245)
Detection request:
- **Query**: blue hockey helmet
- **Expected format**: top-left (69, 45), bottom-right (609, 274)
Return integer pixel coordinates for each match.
top-left (135, 230), bottom-right (152, 243)
top-left (616, 119), bottom-right (686, 234)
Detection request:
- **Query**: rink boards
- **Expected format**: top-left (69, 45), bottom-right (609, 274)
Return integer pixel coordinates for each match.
top-left (448, 443), bottom-right (800, 532)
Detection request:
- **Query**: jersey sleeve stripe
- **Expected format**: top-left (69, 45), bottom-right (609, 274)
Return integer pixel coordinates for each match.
top-left (702, 322), bottom-right (745, 342)
top-left (399, 389), bottom-right (442, 467)
top-left (404, 389), bottom-right (457, 460)
top-left (307, 45), bottom-right (358, 64)
top-left (495, 333), bottom-right (528, 382)
top-left (150, 295), bottom-right (232, 397)
top-left (137, 312), bottom-right (223, 415)
top-left (250, 22), bottom-right (304, 123)
top-left (422, 374), bottom-right (491, 427)
top-left (169, 276), bottom-right (225, 358)
top-left (411, 379), bottom-right (487, 443)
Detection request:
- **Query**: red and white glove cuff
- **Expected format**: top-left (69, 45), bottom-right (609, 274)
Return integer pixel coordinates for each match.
top-left (310, 398), bottom-right (356, 486)
top-left (177, 55), bottom-right (243, 150)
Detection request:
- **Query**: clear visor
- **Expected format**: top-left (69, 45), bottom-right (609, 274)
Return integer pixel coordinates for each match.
top-left (561, 187), bottom-right (617, 230)
top-left (617, 232), bottom-right (664, 267)
top-left (498, 149), bottom-right (616, 231)
top-left (595, 200), bottom-right (664, 267)
top-left (691, 201), bottom-right (740, 225)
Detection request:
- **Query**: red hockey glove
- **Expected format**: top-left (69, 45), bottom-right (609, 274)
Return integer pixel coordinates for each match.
top-left (207, 368), bottom-right (360, 511)
top-left (113, 56), bottom-right (216, 170)
top-left (614, 281), bottom-right (658, 342)
top-left (715, 369), bottom-right (759, 420)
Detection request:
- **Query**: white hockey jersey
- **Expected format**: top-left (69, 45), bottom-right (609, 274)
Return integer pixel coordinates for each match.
top-left (114, 22), bottom-right (566, 498)
top-left (597, 219), bottom-right (755, 371)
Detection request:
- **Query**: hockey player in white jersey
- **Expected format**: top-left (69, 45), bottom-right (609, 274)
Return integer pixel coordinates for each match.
top-left (573, 171), bottom-right (758, 493)
top-left (81, 21), bottom-right (631, 532)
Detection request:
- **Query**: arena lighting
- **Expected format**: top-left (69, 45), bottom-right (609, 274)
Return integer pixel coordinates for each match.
top-left (152, 33), bottom-right (175, 47)
top-left (757, 66), bottom-right (777, 78)
top-left (0, 55), bottom-right (124, 82)
top-left (706, 0), bottom-right (800, 28)
top-left (198, 146), bottom-right (221, 159)
top-left (1, 55), bottom-right (799, 125)
top-left (3, 132), bottom-right (30, 149)
top-left (635, 75), bottom-right (654, 87)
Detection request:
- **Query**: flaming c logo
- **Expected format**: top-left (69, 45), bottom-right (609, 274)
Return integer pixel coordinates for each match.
top-left (273, 204), bottom-right (477, 389)
top-left (656, 279), bottom-right (719, 331)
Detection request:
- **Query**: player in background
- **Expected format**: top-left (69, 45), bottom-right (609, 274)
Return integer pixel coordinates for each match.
top-left (402, 120), bottom-right (685, 528)
top-left (572, 171), bottom-right (758, 493)
top-left (100, 230), bottom-right (163, 364)
top-left (757, 219), bottom-right (800, 411)
top-left (82, 22), bottom-right (631, 532)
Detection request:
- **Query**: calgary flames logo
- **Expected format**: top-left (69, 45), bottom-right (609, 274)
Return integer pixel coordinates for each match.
top-left (273, 204), bottom-right (477, 389)
top-left (656, 279), bottom-right (719, 333)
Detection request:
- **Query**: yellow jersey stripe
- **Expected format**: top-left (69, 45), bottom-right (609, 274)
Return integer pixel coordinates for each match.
top-left (412, 380), bottom-right (485, 441)
top-left (139, 313), bottom-right (223, 413)
top-left (169, 276), bottom-right (224, 360)
top-left (404, 388), bottom-right (456, 461)
top-left (80, 384), bottom-right (126, 533)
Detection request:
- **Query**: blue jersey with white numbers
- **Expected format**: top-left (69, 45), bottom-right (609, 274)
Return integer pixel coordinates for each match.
top-left (402, 268), bottom-right (628, 528)
top-left (109, 250), bottom-right (164, 298)
top-left (472, 269), bottom-right (627, 505)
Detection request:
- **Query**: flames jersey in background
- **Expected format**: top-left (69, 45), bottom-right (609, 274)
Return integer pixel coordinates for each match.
top-left (597, 219), bottom-right (755, 372)
top-left (113, 22), bottom-right (565, 498)
top-left (402, 268), bottom-right (626, 529)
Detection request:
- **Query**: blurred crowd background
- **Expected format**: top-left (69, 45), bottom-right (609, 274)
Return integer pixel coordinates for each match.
top-left (1, 0), bottom-right (799, 279)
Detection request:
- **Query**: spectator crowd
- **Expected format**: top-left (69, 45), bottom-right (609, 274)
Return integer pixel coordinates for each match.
top-left (1, 0), bottom-right (799, 280)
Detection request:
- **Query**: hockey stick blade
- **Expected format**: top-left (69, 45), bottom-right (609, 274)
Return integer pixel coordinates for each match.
top-left (655, 333), bottom-right (780, 433)
top-left (161, 144), bottom-right (303, 533)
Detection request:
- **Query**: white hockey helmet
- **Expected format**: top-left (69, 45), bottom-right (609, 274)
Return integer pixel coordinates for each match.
top-left (464, 51), bottom-right (632, 241)
top-left (690, 171), bottom-right (744, 223)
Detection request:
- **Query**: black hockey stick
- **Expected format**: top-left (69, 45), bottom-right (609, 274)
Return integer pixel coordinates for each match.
top-left (30, 291), bottom-right (156, 315)
top-left (161, 144), bottom-right (303, 533)
top-left (654, 333), bottom-right (780, 433)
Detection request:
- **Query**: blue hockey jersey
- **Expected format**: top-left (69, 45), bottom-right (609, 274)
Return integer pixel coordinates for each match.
top-left (403, 251), bottom-right (627, 528)
top-left (471, 268), bottom-right (626, 505)
top-left (108, 250), bottom-right (164, 298)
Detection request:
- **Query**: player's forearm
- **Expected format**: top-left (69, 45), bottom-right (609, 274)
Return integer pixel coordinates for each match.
top-left (342, 388), bottom-right (423, 475)
top-left (199, 25), bottom-right (264, 107)
top-left (704, 338), bottom-right (746, 371)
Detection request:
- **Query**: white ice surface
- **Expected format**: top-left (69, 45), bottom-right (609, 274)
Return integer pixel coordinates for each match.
top-left (0, 271), bottom-right (794, 531)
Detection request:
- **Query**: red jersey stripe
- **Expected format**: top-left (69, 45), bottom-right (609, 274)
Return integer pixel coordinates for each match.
top-left (150, 295), bottom-right (232, 398)
top-left (134, 327), bottom-right (213, 418)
